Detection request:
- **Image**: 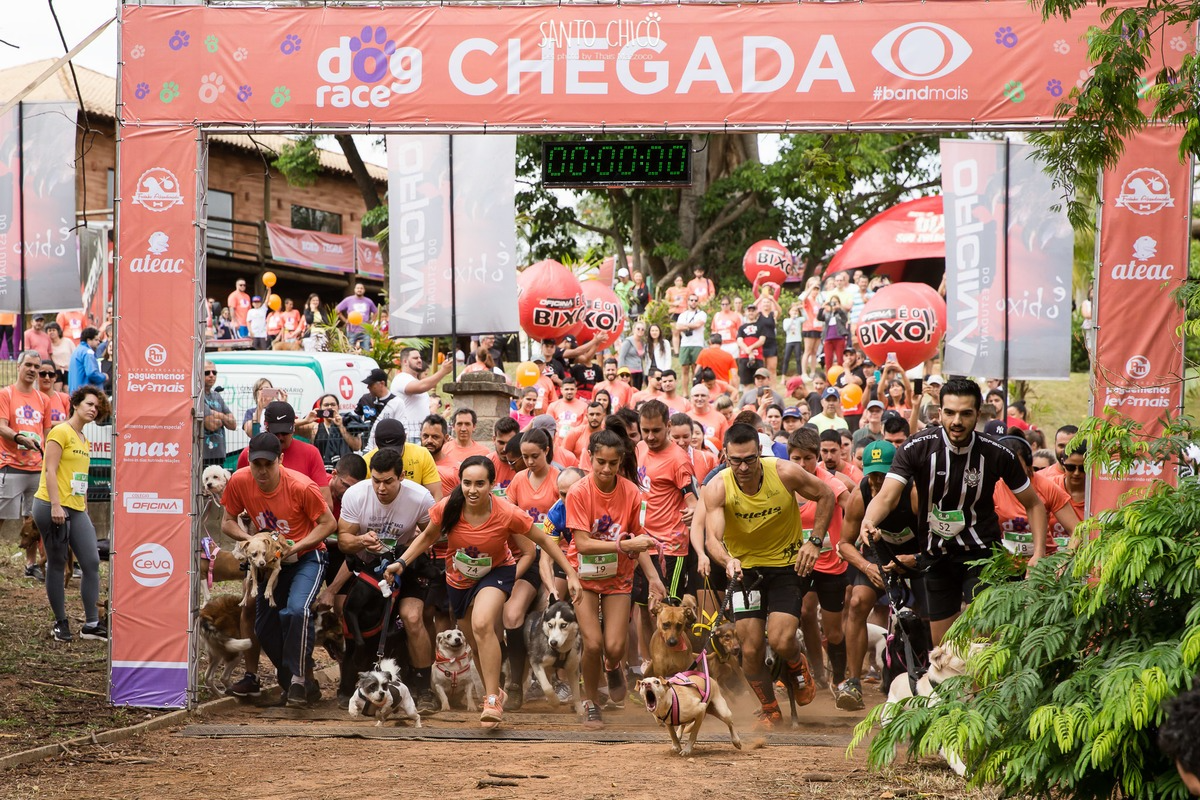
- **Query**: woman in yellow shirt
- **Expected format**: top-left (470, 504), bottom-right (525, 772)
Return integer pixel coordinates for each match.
top-left (34, 386), bottom-right (108, 643)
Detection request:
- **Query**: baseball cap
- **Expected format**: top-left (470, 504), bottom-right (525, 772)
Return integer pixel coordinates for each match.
top-left (866, 399), bottom-right (885, 411)
top-left (822, 387), bottom-right (840, 401)
top-left (363, 367), bottom-right (389, 385)
top-left (264, 401), bottom-right (296, 434)
top-left (862, 440), bottom-right (896, 475)
top-left (983, 419), bottom-right (1007, 436)
top-left (926, 374), bottom-right (945, 386)
top-left (252, 295), bottom-right (262, 302)
top-left (754, 368), bottom-right (770, 379)
top-left (247, 432), bottom-right (282, 462)
top-left (530, 414), bottom-right (558, 434)
top-left (617, 366), bottom-right (631, 376)
top-left (617, 268), bottom-right (629, 278)
top-left (881, 409), bottom-right (903, 423)
top-left (782, 407), bottom-right (803, 419)
top-left (32, 314), bottom-right (44, 321)
top-left (374, 418), bottom-right (408, 448)
top-left (786, 375), bottom-right (806, 394)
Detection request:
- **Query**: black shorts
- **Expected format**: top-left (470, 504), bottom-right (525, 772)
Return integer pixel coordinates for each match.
top-left (847, 553), bottom-right (926, 613)
top-left (446, 564), bottom-right (516, 621)
top-left (801, 330), bottom-right (821, 340)
top-left (632, 551), bottom-right (693, 605)
top-left (800, 569), bottom-right (848, 612)
top-left (923, 551), bottom-right (987, 622)
top-left (762, 343), bottom-right (778, 358)
top-left (730, 566), bottom-right (803, 621)
top-left (517, 548), bottom-right (543, 591)
top-left (737, 358), bottom-right (764, 386)
top-left (397, 553), bottom-right (439, 602)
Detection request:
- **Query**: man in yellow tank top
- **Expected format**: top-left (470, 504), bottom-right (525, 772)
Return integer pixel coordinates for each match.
top-left (702, 423), bottom-right (834, 728)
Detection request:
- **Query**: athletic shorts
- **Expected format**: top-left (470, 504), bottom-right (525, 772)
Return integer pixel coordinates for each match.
top-left (923, 551), bottom-right (987, 622)
top-left (517, 548), bottom-right (543, 591)
top-left (729, 566), bottom-right (802, 621)
top-left (799, 569), bottom-right (848, 612)
top-left (801, 330), bottom-right (821, 340)
top-left (446, 564), bottom-right (516, 621)
top-left (632, 551), bottom-right (693, 605)
top-left (679, 346), bottom-right (702, 366)
top-left (762, 343), bottom-right (778, 358)
top-left (0, 469), bottom-right (40, 519)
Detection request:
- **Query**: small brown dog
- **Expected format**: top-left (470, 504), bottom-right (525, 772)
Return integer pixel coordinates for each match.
top-left (638, 670), bottom-right (742, 756)
top-left (198, 595), bottom-right (254, 694)
top-left (708, 622), bottom-right (748, 696)
top-left (647, 595), bottom-right (698, 678)
top-left (232, 533), bottom-right (283, 608)
top-left (199, 547), bottom-right (245, 605)
top-left (271, 340), bottom-right (301, 351)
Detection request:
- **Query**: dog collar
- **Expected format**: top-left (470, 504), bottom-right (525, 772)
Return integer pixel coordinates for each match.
top-left (435, 651), bottom-right (472, 678)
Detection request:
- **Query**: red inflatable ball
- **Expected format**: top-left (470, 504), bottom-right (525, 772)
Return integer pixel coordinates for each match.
top-left (573, 280), bottom-right (626, 349)
top-left (742, 239), bottom-right (797, 289)
top-left (854, 282), bottom-right (947, 370)
top-left (518, 260), bottom-right (585, 341)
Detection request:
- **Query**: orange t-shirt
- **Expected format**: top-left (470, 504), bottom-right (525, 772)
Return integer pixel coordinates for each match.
top-left (228, 290), bottom-right (252, 326)
top-left (690, 407), bottom-right (729, 441)
top-left (555, 447), bottom-right (578, 469)
top-left (593, 379), bottom-right (634, 410)
top-left (428, 495), bottom-right (529, 589)
top-left (505, 466), bottom-right (561, 526)
top-left (280, 309), bottom-right (304, 339)
top-left (630, 388), bottom-right (662, 407)
top-left (687, 277), bottom-right (715, 303)
top-left (534, 375), bottom-right (558, 414)
top-left (565, 474), bottom-right (645, 594)
top-left (696, 346), bottom-right (738, 383)
top-left (487, 450), bottom-right (518, 495)
top-left (838, 462), bottom-right (864, 484)
top-left (665, 286), bottom-right (688, 314)
top-left (222, 467), bottom-right (329, 554)
top-left (799, 464), bottom-right (847, 575)
top-left (564, 423), bottom-right (602, 461)
top-left (0, 386), bottom-right (51, 471)
top-left (635, 440), bottom-right (696, 555)
top-left (710, 311), bottom-right (742, 345)
top-left (56, 311), bottom-right (87, 344)
top-left (660, 395), bottom-right (693, 415)
top-left (42, 390), bottom-right (71, 426)
top-left (995, 471), bottom-right (1070, 556)
top-left (687, 446), bottom-right (716, 479)
top-left (443, 439), bottom-right (491, 464)
top-left (547, 397), bottom-right (588, 439)
top-left (433, 453), bottom-right (460, 497)
top-left (1054, 473), bottom-right (1085, 526)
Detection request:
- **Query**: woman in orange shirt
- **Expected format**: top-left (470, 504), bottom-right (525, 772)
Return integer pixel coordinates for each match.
top-left (390, 455), bottom-right (580, 729)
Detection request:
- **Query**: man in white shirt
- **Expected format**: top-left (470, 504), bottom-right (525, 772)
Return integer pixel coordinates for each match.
top-left (675, 293), bottom-right (708, 387)
top-left (335, 445), bottom-right (438, 712)
top-left (246, 296), bottom-right (269, 350)
top-left (385, 347), bottom-right (453, 444)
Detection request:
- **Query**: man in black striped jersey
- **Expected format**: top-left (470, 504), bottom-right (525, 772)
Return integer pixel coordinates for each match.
top-left (860, 378), bottom-right (1046, 645)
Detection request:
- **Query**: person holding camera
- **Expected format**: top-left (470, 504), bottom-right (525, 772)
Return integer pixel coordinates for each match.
top-left (202, 361), bottom-right (235, 468)
top-left (297, 393), bottom-right (362, 470)
top-left (818, 294), bottom-right (850, 372)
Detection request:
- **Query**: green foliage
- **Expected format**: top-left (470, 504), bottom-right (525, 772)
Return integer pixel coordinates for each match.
top-left (852, 413), bottom-right (1200, 799)
top-left (272, 135), bottom-right (321, 189)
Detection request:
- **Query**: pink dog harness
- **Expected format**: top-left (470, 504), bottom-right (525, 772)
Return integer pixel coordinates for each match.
top-left (663, 652), bottom-right (712, 726)
top-left (201, 537), bottom-right (220, 593)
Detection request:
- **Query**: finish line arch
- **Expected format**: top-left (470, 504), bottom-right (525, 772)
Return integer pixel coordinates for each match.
top-left (110, 1), bottom-right (1189, 707)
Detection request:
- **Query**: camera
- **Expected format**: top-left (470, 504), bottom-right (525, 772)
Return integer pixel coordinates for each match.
top-left (317, 409), bottom-right (335, 419)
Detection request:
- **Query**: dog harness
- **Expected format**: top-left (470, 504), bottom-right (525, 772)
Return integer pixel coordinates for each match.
top-left (434, 650), bottom-right (473, 691)
top-left (658, 652), bottom-right (712, 727)
top-left (201, 537), bottom-right (220, 593)
top-left (342, 572), bottom-right (387, 640)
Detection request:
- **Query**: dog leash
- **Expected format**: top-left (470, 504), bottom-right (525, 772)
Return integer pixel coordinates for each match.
top-left (373, 573), bottom-right (401, 670)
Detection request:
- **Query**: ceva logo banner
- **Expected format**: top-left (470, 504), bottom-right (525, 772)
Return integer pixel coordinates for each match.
top-left (130, 542), bottom-right (174, 588)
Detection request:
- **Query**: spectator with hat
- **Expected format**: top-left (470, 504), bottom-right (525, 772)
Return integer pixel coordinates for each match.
top-left (354, 367), bottom-right (395, 445)
top-left (852, 400), bottom-right (886, 448)
top-left (236, 401), bottom-right (330, 500)
top-left (780, 406), bottom-right (806, 438)
top-left (247, 295), bottom-right (269, 350)
top-left (738, 367), bottom-right (784, 409)
top-left (613, 268), bottom-right (635, 309)
top-left (735, 304), bottom-right (768, 387)
top-left (812, 387), bottom-right (849, 433)
top-left (23, 315), bottom-right (52, 362)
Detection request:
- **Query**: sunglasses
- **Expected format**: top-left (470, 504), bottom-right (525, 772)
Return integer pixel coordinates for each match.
top-left (37, 370), bottom-right (56, 377)
top-left (1061, 463), bottom-right (1085, 474)
top-left (204, 370), bottom-right (217, 376)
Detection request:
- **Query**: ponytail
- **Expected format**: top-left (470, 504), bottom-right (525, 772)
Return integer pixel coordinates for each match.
top-left (522, 427), bottom-right (554, 465)
top-left (592, 422), bottom-right (638, 484)
top-left (443, 455), bottom-right (495, 532)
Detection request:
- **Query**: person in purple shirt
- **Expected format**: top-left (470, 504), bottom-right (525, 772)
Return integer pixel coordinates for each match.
top-left (336, 283), bottom-right (377, 350)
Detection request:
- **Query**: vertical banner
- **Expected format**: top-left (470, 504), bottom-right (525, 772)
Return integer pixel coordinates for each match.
top-left (79, 227), bottom-right (109, 329)
top-left (21, 102), bottom-right (82, 313)
top-left (111, 126), bottom-right (198, 708)
top-left (0, 107), bottom-right (18, 313)
top-left (1089, 127), bottom-right (1189, 516)
top-left (387, 135), bottom-right (519, 337)
top-left (941, 139), bottom-right (1006, 378)
top-left (451, 136), bottom-right (519, 335)
top-left (387, 135), bottom-right (451, 337)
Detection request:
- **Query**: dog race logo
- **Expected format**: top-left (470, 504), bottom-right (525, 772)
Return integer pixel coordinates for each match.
top-left (14, 403), bottom-right (43, 426)
top-left (130, 167), bottom-right (185, 212)
top-left (1113, 167), bottom-right (1174, 215)
top-left (254, 509), bottom-right (292, 536)
top-left (593, 513), bottom-right (623, 541)
top-left (128, 231), bottom-right (185, 275)
top-left (315, 26), bottom-right (421, 109)
top-left (130, 541), bottom-right (174, 587)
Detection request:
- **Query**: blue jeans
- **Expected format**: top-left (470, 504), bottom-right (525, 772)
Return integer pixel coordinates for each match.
top-left (255, 549), bottom-right (326, 684)
top-left (348, 331), bottom-right (370, 350)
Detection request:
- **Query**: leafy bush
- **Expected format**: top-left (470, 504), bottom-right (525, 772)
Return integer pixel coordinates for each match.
top-left (852, 419), bottom-right (1200, 799)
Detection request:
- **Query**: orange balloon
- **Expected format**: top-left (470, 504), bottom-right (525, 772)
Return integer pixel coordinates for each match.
top-left (262, 271), bottom-right (277, 288)
top-left (841, 383), bottom-right (863, 410)
top-left (515, 361), bottom-right (540, 388)
top-left (267, 295), bottom-right (281, 311)
top-left (826, 365), bottom-right (845, 385)
top-left (348, 310), bottom-right (364, 325)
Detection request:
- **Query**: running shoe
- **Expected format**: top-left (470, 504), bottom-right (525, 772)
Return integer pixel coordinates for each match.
top-left (754, 704), bottom-right (783, 730)
top-left (24, 564), bottom-right (45, 582)
top-left (581, 700), bottom-right (604, 731)
top-left (51, 619), bottom-right (72, 643)
top-left (788, 655), bottom-right (817, 706)
top-left (505, 680), bottom-right (524, 711)
top-left (80, 621), bottom-right (108, 641)
top-left (416, 689), bottom-right (440, 715)
top-left (286, 682), bottom-right (309, 708)
top-left (554, 680), bottom-right (573, 704)
top-left (606, 666), bottom-right (627, 705)
top-left (481, 694), bottom-right (503, 728)
top-left (305, 678), bottom-right (322, 704)
top-left (835, 678), bottom-right (865, 711)
top-left (227, 673), bottom-right (261, 698)
top-left (527, 679), bottom-right (545, 702)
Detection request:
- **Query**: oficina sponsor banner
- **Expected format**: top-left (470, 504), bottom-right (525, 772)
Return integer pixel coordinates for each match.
top-left (111, 126), bottom-right (198, 708)
top-left (119, 3), bottom-right (1131, 129)
top-left (1089, 127), bottom-right (1189, 517)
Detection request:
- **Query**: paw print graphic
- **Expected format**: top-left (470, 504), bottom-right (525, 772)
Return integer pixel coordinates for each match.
top-left (236, 85), bottom-right (252, 103)
top-left (168, 30), bottom-right (189, 51)
top-left (133, 82), bottom-right (150, 100)
top-left (233, 47), bottom-right (248, 62)
top-left (994, 26), bottom-right (1018, 48)
top-left (130, 44), bottom-right (146, 60)
top-left (198, 72), bottom-right (226, 104)
top-left (348, 27), bottom-right (396, 82)
top-left (160, 81), bottom-right (180, 103)
top-left (645, 11), bottom-right (661, 22)
top-left (464, 546), bottom-right (481, 558)
top-left (270, 86), bottom-right (291, 108)
top-left (1045, 78), bottom-right (1063, 97)
top-left (1002, 79), bottom-right (1025, 102)
top-left (281, 34), bottom-right (302, 55)
top-left (204, 34), bottom-right (219, 53)
top-left (1052, 39), bottom-right (1069, 55)
top-left (1171, 35), bottom-right (1188, 52)
top-left (1076, 67), bottom-right (1094, 90)
top-left (596, 514), bottom-right (614, 536)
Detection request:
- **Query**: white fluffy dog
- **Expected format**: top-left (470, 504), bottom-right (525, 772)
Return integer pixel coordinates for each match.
top-left (348, 658), bottom-right (421, 727)
top-left (201, 465), bottom-right (231, 501)
top-left (432, 629), bottom-right (482, 711)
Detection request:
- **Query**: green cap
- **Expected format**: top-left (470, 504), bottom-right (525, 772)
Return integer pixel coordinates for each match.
top-left (862, 440), bottom-right (896, 475)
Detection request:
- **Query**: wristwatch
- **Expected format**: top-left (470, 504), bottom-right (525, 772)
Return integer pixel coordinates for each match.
top-left (806, 535), bottom-right (823, 549)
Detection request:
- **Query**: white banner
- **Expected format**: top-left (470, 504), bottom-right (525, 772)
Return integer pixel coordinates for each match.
top-left (387, 135), bottom-right (518, 337)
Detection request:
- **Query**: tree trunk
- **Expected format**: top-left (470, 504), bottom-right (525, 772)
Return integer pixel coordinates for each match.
top-left (334, 135), bottom-right (383, 211)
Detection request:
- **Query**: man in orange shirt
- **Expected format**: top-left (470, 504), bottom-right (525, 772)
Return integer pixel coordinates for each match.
top-left (532, 357), bottom-right (558, 414)
top-left (629, 368), bottom-right (663, 408)
top-left (593, 359), bottom-right (634, 410)
top-left (819, 429), bottom-right (862, 490)
top-left (686, 266), bottom-right (715, 305)
top-left (696, 334), bottom-right (738, 387)
top-left (547, 379), bottom-right (588, 440)
top-left (687, 384), bottom-right (728, 441)
top-left (442, 408), bottom-right (491, 463)
top-left (658, 370), bottom-right (693, 415)
top-left (564, 401), bottom-right (606, 461)
top-left (55, 310), bottom-right (88, 345)
top-left (1, 351), bottom-right (53, 580)
top-left (228, 278), bottom-right (252, 337)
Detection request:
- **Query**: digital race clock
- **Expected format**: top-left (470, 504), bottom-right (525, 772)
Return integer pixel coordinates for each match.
top-left (541, 140), bottom-right (692, 188)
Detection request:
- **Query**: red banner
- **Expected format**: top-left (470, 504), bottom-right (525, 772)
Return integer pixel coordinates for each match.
top-left (120, 3), bottom-right (1136, 129)
top-left (111, 126), bottom-right (198, 708)
top-left (356, 237), bottom-right (383, 278)
top-left (265, 222), bottom-right (355, 274)
top-left (1089, 127), bottom-right (1189, 515)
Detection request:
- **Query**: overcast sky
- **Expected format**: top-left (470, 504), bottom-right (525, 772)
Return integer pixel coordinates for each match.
top-left (0, 1), bottom-right (118, 75)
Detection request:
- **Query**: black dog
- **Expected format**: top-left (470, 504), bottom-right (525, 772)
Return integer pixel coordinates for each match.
top-left (339, 569), bottom-right (406, 699)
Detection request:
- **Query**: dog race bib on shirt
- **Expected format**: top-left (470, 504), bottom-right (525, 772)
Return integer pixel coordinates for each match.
top-left (70, 472), bottom-right (88, 497)
top-left (578, 552), bottom-right (619, 580)
top-left (878, 526), bottom-right (915, 545)
top-left (1054, 535), bottom-right (1070, 551)
top-left (928, 508), bottom-right (966, 539)
top-left (453, 549), bottom-right (492, 580)
top-left (731, 589), bottom-right (761, 614)
top-left (1002, 530), bottom-right (1035, 556)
